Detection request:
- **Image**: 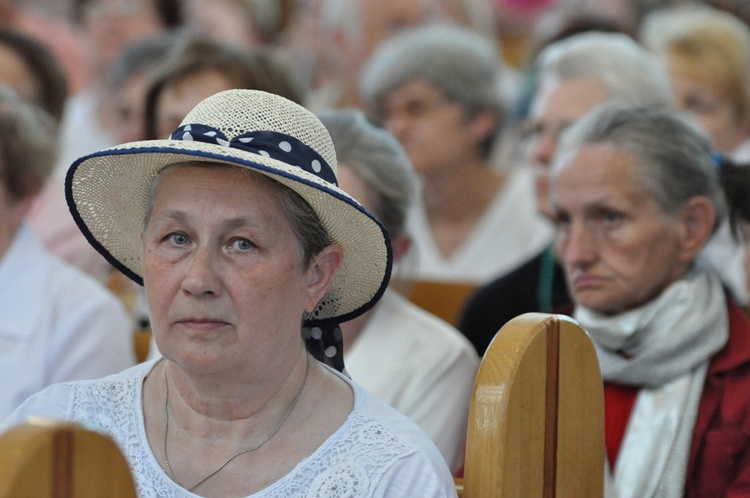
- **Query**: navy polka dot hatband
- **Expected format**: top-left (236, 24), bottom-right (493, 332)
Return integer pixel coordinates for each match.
top-left (65, 89), bottom-right (392, 326)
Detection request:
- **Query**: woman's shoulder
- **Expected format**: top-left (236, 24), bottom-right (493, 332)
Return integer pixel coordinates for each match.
top-left (340, 376), bottom-right (455, 484)
top-left (1, 360), bottom-right (156, 432)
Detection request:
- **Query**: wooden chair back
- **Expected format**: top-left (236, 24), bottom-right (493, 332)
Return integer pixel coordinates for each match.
top-left (400, 279), bottom-right (477, 327)
top-left (0, 419), bottom-right (137, 497)
top-left (459, 313), bottom-right (604, 498)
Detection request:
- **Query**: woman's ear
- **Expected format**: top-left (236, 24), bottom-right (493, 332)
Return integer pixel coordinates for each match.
top-left (391, 233), bottom-right (412, 263)
top-left (304, 244), bottom-right (343, 312)
top-left (676, 196), bottom-right (715, 263)
top-left (467, 109), bottom-right (499, 147)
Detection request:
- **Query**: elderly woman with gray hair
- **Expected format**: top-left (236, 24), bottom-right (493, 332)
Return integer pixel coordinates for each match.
top-left (318, 108), bottom-right (479, 474)
top-left (360, 23), bottom-right (552, 285)
top-left (2, 90), bottom-right (455, 497)
top-left (550, 103), bottom-right (750, 497)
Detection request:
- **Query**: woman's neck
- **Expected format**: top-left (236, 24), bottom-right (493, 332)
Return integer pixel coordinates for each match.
top-left (422, 158), bottom-right (505, 257)
top-left (163, 348), bottom-right (308, 430)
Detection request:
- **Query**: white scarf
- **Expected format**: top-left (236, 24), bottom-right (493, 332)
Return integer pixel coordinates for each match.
top-left (574, 264), bottom-right (728, 498)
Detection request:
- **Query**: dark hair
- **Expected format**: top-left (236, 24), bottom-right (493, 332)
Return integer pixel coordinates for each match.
top-left (0, 86), bottom-right (57, 201)
top-left (716, 156), bottom-right (750, 237)
top-left (0, 27), bottom-right (68, 121)
top-left (143, 33), bottom-right (305, 139)
top-left (107, 31), bottom-right (180, 90)
top-left (73, 0), bottom-right (183, 27)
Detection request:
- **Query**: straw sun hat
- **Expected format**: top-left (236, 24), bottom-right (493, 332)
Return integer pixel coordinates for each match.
top-left (65, 89), bottom-right (392, 325)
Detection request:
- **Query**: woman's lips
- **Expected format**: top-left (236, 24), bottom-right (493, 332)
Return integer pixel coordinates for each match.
top-left (177, 319), bottom-right (228, 331)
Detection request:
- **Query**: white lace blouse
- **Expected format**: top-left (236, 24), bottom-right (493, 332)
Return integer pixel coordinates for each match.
top-left (2, 360), bottom-right (456, 497)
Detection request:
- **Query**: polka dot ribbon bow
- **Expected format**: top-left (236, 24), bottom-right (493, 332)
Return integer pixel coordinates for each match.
top-left (170, 124), bottom-right (338, 186)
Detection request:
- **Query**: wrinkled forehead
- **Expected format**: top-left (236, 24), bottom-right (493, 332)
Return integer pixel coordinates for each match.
top-left (144, 162), bottom-right (287, 226)
top-left (551, 143), bottom-right (642, 197)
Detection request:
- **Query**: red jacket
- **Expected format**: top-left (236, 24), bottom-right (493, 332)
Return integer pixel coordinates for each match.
top-left (686, 298), bottom-right (750, 497)
top-left (560, 296), bottom-right (750, 497)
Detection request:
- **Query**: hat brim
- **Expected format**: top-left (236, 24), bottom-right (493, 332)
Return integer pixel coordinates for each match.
top-left (65, 139), bottom-right (392, 325)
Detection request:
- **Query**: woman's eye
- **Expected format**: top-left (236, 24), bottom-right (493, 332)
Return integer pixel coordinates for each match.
top-left (601, 211), bottom-right (623, 226)
top-left (168, 233), bottom-right (189, 245)
top-left (553, 211), bottom-right (571, 229)
top-left (231, 238), bottom-right (255, 251)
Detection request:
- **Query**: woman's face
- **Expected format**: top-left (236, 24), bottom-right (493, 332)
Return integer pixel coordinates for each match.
top-left (377, 79), bottom-right (486, 174)
top-left (155, 70), bottom-right (236, 139)
top-left (142, 165), bottom-right (334, 374)
top-left (669, 71), bottom-right (749, 154)
top-left (0, 43), bottom-right (41, 106)
top-left (83, 0), bottom-right (164, 70)
top-left (551, 144), bottom-right (693, 315)
top-left (522, 76), bottom-right (612, 218)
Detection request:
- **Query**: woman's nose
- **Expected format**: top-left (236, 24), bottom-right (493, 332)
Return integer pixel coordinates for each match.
top-left (559, 222), bottom-right (598, 269)
top-left (529, 132), bottom-right (557, 168)
top-left (181, 246), bottom-right (222, 296)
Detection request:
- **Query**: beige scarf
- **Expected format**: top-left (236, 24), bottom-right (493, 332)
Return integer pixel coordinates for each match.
top-left (574, 264), bottom-right (728, 498)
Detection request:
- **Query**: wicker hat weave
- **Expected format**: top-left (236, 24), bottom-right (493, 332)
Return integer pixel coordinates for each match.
top-left (65, 89), bottom-right (392, 325)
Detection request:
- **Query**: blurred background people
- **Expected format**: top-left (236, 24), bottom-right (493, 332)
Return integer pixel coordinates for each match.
top-left (459, 32), bottom-right (674, 354)
top-left (0, 27), bottom-right (68, 122)
top-left (144, 32), bottom-right (305, 141)
top-left (28, 31), bottom-right (178, 284)
top-left (283, 0), bottom-right (498, 111)
top-left (360, 23), bottom-right (551, 286)
top-left (319, 108), bottom-right (479, 475)
top-left (550, 103), bottom-right (750, 498)
top-left (183, 0), bottom-right (285, 48)
top-left (641, 3), bottom-right (750, 161)
top-left (0, 0), bottom-right (89, 94)
top-left (0, 85), bottom-right (134, 419)
top-left (57, 0), bottom-right (183, 175)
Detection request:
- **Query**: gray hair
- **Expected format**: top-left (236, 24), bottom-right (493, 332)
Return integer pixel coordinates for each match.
top-left (0, 85), bottom-right (57, 201)
top-left (536, 31), bottom-right (674, 108)
top-left (317, 109), bottom-right (416, 239)
top-left (360, 23), bottom-right (505, 119)
top-left (556, 104), bottom-right (726, 229)
top-left (144, 162), bottom-right (331, 270)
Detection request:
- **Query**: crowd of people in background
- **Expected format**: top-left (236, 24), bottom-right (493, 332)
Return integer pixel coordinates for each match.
top-left (2, 0), bottom-right (750, 496)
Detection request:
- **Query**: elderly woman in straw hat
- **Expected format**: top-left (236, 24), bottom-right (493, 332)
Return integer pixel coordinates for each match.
top-left (1, 90), bottom-right (455, 497)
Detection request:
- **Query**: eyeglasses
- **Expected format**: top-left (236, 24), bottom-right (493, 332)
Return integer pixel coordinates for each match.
top-left (379, 94), bottom-right (452, 122)
top-left (520, 118), bottom-right (575, 143)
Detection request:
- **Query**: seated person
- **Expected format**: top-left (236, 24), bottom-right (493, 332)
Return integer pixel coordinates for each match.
top-left (319, 108), bottom-right (479, 474)
top-left (2, 89), bottom-right (455, 496)
top-left (0, 86), bottom-right (134, 419)
top-left (144, 32), bottom-right (305, 141)
top-left (360, 24), bottom-right (552, 285)
top-left (550, 104), bottom-right (750, 497)
top-left (143, 33), bottom-right (312, 359)
top-left (457, 31), bottom-right (744, 355)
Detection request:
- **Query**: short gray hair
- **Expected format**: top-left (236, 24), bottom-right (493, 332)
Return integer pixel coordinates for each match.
top-left (556, 104), bottom-right (726, 229)
top-left (360, 23), bottom-right (505, 119)
top-left (536, 31), bottom-right (674, 108)
top-left (317, 109), bottom-right (416, 239)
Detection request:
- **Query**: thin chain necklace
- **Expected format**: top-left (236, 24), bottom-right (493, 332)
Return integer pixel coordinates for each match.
top-left (163, 355), bottom-right (309, 492)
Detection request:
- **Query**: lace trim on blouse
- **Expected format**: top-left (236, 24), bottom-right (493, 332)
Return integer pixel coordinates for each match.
top-left (67, 363), bottom-right (418, 497)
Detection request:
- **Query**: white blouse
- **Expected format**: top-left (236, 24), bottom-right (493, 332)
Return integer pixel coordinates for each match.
top-left (1, 360), bottom-right (456, 498)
